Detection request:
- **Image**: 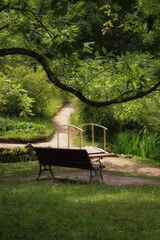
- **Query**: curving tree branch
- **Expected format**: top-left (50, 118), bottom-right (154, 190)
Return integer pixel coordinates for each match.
top-left (0, 47), bottom-right (159, 107)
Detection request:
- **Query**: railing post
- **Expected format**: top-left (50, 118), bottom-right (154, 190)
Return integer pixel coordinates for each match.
top-left (92, 124), bottom-right (94, 147)
top-left (57, 128), bottom-right (59, 148)
top-left (80, 131), bottom-right (82, 149)
top-left (68, 126), bottom-right (70, 149)
top-left (56, 124), bottom-right (83, 149)
top-left (81, 123), bottom-right (108, 151)
top-left (104, 128), bottom-right (106, 151)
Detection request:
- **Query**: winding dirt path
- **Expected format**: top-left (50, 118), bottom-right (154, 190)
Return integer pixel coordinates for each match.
top-left (0, 103), bottom-right (74, 149)
top-left (0, 103), bottom-right (160, 185)
top-left (34, 103), bottom-right (75, 148)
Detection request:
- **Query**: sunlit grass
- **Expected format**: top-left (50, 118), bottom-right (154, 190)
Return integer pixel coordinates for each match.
top-left (0, 161), bottom-right (160, 240)
top-left (0, 179), bottom-right (160, 240)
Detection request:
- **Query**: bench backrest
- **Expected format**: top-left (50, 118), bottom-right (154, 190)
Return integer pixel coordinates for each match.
top-left (33, 147), bottom-right (92, 169)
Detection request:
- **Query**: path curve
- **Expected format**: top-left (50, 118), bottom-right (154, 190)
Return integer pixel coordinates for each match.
top-left (0, 103), bottom-right (74, 149)
top-left (34, 103), bottom-right (75, 148)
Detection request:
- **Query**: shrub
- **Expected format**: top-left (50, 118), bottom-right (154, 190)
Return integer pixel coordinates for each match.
top-left (0, 67), bottom-right (59, 117)
top-left (0, 79), bottom-right (35, 117)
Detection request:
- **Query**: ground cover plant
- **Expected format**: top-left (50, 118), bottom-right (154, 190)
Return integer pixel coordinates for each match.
top-left (0, 117), bottom-right (53, 142)
top-left (0, 147), bottom-right (30, 163)
top-left (0, 98), bottom-right (62, 142)
top-left (0, 162), bottom-right (160, 240)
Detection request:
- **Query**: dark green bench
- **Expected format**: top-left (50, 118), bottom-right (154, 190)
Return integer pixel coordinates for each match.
top-left (33, 147), bottom-right (106, 182)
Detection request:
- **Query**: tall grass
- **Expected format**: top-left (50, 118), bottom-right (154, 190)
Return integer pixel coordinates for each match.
top-left (114, 131), bottom-right (160, 160)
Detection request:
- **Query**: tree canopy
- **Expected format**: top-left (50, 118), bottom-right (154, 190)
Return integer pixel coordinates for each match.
top-left (0, 0), bottom-right (160, 107)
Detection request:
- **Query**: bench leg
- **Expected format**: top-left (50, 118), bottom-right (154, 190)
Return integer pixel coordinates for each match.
top-left (100, 168), bottom-right (104, 182)
top-left (89, 168), bottom-right (104, 183)
top-left (37, 164), bottom-right (55, 180)
top-left (49, 165), bottom-right (55, 180)
top-left (89, 169), bottom-right (93, 182)
top-left (37, 163), bottom-right (42, 180)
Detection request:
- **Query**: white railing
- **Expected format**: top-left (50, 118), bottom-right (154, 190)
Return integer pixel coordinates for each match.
top-left (81, 123), bottom-right (108, 151)
top-left (57, 123), bottom-right (108, 150)
top-left (57, 125), bottom-right (83, 149)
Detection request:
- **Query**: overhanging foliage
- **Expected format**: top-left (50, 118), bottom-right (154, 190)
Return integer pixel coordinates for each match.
top-left (0, 0), bottom-right (160, 107)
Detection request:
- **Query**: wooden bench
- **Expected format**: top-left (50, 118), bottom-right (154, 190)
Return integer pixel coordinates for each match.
top-left (32, 147), bottom-right (106, 182)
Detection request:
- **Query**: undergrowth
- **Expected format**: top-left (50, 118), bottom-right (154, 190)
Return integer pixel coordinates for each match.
top-left (113, 131), bottom-right (160, 161)
top-left (0, 98), bottom-right (63, 142)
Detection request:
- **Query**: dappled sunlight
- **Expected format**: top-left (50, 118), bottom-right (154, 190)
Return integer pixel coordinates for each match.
top-left (0, 180), bottom-right (160, 240)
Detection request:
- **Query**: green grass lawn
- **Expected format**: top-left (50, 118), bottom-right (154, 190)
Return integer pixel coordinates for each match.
top-left (0, 162), bottom-right (160, 240)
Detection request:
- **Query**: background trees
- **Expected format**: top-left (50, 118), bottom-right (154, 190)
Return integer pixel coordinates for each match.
top-left (0, 0), bottom-right (159, 107)
top-left (0, 0), bottom-right (159, 159)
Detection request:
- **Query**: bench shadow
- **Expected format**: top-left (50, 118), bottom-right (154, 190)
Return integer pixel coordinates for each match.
top-left (37, 176), bottom-right (104, 185)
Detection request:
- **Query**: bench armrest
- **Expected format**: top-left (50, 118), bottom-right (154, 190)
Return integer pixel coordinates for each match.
top-left (89, 153), bottom-right (117, 159)
top-left (91, 158), bottom-right (105, 168)
top-left (92, 158), bottom-right (102, 164)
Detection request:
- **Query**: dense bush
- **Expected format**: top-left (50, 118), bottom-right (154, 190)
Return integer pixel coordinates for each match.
top-left (18, 68), bottom-right (56, 116)
top-left (0, 66), bottom-right (58, 117)
top-left (77, 102), bottom-right (120, 138)
top-left (0, 78), bottom-right (35, 117)
top-left (114, 94), bottom-right (160, 133)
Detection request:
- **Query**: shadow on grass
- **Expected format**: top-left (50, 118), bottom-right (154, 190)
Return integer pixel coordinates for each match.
top-left (38, 176), bottom-right (89, 185)
top-left (0, 179), bottom-right (160, 240)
